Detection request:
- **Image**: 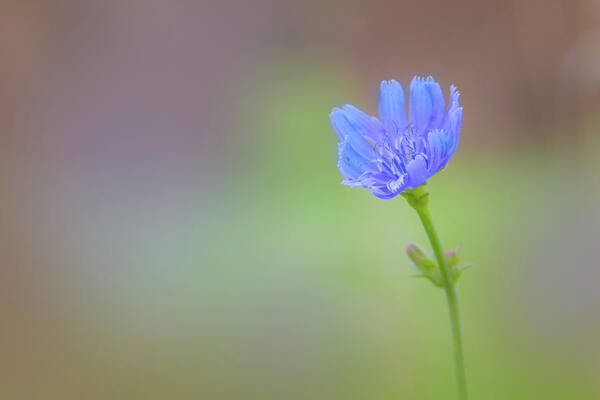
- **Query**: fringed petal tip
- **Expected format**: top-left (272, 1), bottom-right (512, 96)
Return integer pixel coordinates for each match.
top-left (448, 85), bottom-right (461, 107)
top-left (411, 75), bottom-right (439, 84)
top-left (380, 79), bottom-right (401, 87)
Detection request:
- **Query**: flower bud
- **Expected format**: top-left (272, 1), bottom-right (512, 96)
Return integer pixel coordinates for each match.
top-left (406, 242), bottom-right (436, 272)
top-left (443, 246), bottom-right (472, 284)
top-left (406, 242), bottom-right (425, 263)
top-left (444, 249), bottom-right (458, 268)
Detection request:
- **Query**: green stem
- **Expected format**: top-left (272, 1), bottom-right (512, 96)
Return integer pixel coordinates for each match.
top-left (404, 186), bottom-right (468, 400)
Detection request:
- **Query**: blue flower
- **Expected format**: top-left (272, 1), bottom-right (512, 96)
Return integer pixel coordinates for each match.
top-left (330, 76), bottom-right (463, 199)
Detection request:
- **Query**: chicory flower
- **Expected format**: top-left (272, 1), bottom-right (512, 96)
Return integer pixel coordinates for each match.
top-left (330, 76), bottom-right (463, 199)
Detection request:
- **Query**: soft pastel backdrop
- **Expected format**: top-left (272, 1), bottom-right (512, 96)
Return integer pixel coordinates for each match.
top-left (2, 0), bottom-right (600, 399)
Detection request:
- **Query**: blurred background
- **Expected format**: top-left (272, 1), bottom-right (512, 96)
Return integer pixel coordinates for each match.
top-left (2, 0), bottom-right (600, 398)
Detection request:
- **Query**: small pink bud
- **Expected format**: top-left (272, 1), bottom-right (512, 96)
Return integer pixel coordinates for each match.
top-left (406, 243), bottom-right (426, 264)
top-left (444, 249), bottom-right (458, 268)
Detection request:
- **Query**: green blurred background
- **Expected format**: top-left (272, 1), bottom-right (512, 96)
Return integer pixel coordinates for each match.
top-left (2, 0), bottom-right (600, 398)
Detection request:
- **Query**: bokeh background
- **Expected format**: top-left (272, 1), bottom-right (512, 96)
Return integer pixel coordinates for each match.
top-left (2, 0), bottom-right (600, 398)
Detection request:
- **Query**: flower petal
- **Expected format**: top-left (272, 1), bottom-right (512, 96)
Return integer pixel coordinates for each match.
top-left (337, 140), bottom-right (378, 182)
top-left (409, 76), bottom-right (433, 136)
top-left (330, 105), bottom-right (383, 159)
top-left (406, 154), bottom-right (429, 188)
top-left (425, 77), bottom-right (446, 129)
top-left (378, 80), bottom-right (408, 137)
top-left (443, 85), bottom-right (463, 155)
top-left (342, 104), bottom-right (386, 145)
top-left (425, 129), bottom-right (452, 174)
top-left (444, 86), bottom-right (462, 127)
top-left (371, 185), bottom-right (401, 199)
top-left (386, 174), bottom-right (408, 193)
